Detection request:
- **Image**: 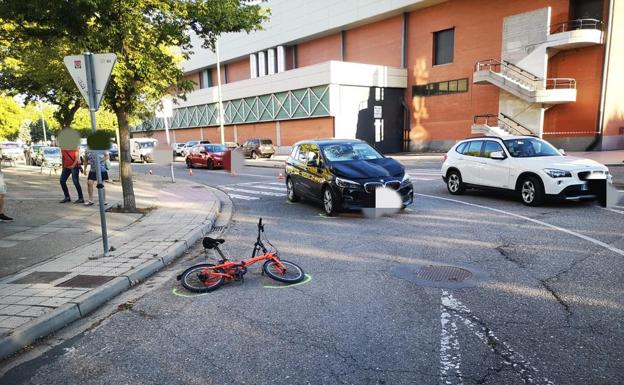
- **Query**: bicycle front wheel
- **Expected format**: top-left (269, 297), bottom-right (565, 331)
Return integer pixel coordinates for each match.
top-left (262, 259), bottom-right (305, 284)
top-left (180, 263), bottom-right (225, 293)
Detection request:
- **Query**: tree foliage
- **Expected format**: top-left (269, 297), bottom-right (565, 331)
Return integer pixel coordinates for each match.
top-left (0, 95), bottom-right (24, 140)
top-left (0, 0), bottom-right (269, 211)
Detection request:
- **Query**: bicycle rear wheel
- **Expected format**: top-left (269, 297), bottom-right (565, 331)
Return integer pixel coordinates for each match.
top-left (262, 259), bottom-right (305, 284)
top-left (180, 263), bottom-right (225, 293)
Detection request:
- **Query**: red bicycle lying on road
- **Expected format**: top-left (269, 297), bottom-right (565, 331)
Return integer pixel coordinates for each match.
top-left (177, 218), bottom-right (305, 292)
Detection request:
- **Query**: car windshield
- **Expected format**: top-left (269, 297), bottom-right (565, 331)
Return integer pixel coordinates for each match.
top-left (140, 142), bottom-right (155, 148)
top-left (503, 138), bottom-right (560, 158)
top-left (209, 145), bottom-right (227, 152)
top-left (321, 143), bottom-right (383, 162)
top-left (260, 139), bottom-right (272, 145)
top-left (44, 148), bottom-right (60, 155)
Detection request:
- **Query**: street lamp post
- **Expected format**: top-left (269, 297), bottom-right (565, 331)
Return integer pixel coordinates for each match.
top-left (38, 102), bottom-right (48, 144)
top-left (216, 37), bottom-right (225, 145)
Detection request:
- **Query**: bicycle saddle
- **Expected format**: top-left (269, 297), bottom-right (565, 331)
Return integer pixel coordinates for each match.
top-left (203, 237), bottom-right (225, 249)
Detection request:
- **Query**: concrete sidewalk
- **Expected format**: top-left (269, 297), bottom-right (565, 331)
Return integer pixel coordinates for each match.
top-left (0, 167), bottom-right (226, 360)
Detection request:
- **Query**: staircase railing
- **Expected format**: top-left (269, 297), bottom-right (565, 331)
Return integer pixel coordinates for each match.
top-left (473, 113), bottom-right (533, 136)
top-left (550, 18), bottom-right (603, 34)
top-left (475, 59), bottom-right (577, 91)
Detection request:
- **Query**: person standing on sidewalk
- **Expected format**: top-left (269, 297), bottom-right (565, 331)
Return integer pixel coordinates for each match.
top-left (83, 149), bottom-right (109, 206)
top-left (59, 146), bottom-right (84, 204)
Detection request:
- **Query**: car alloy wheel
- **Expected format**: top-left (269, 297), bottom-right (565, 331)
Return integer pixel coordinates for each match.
top-left (521, 180), bottom-right (535, 204)
top-left (323, 188), bottom-right (333, 214)
top-left (448, 174), bottom-right (460, 193)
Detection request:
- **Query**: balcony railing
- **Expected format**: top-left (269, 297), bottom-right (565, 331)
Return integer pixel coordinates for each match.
top-left (473, 113), bottom-right (533, 136)
top-left (475, 59), bottom-right (577, 91)
top-left (550, 18), bottom-right (603, 34)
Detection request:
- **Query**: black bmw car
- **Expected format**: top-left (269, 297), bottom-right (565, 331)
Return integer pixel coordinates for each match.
top-left (284, 139), bottom-right (414, 216)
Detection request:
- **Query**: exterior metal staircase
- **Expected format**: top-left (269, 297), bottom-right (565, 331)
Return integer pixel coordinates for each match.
top-left (473, 59), bottom-right (577, 104)
top-left (472, 113), bottom-right (534, 137)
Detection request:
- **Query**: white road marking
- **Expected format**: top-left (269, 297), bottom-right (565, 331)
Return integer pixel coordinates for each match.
top-left (226, 193), bottom-right (259, 201)
top-left (222, 186), bottom-right (286, 197)
top-left (267, 181), bottom-right (287, 186)
top-left (441, 291), bottom-right (555, 385)
top-left (440, 299), bottom-right (464, 385)
top-left (213, 170), bottom-right (275, 178)
top-left (253, 185), bottom-right (287, 192)
top-left (416, 193), bottom-right (624, 257)
top-left (600, 207), bottom-right (624, 215)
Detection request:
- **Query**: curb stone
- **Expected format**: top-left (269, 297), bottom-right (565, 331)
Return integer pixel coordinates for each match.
top-left (0, 188), bottom-right (224, 362)
top-left (0, 303), bottom-right (81, 360)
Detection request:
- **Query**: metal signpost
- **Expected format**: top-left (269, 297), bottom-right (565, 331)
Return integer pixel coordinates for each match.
top-left (156, 98), bottom-right (175, 183)
top-left (64, 51), bottom-right (116, 257)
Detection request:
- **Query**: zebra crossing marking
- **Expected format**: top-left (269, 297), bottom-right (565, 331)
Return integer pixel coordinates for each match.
top-left (226, 193), bottom-right (260, 201)
top-left (222, 186), bottom-right (286, 197)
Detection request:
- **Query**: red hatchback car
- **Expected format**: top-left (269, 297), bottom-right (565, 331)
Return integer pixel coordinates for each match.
top-left (186, 144), bottom-right (227, 169)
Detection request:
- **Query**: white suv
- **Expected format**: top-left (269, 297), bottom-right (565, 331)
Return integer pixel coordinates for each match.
top-left (441, 136), bottom-right (611, 206)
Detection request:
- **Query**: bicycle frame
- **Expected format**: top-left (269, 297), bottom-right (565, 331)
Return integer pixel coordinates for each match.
top-left (203, 218), bottom-right (287, 281)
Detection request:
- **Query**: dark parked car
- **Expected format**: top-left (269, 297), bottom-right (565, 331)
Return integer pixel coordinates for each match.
top-left (34, 146), bottom-right (62, 167)
top-left (285, 139), bottom-right (414, 216)
top-left (186, 144), bottom-right (227, 169)
top-left (109, 143), bottom-right (119, 160)
top-left (242, 138), bottom-right (275, 159)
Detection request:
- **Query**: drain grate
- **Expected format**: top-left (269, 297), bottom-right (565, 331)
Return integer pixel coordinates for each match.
top-left (391, 263), bottom-right (485, 289)
top-left (11, 271), bottom-right (69, 284)
top-left (56, 275), bottom-right (114, 288)
top-left (416, 265), bottom-right (472, 283)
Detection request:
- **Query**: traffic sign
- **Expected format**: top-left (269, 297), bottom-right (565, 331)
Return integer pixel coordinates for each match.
top-left (64, 53), bottom-right (116, 111)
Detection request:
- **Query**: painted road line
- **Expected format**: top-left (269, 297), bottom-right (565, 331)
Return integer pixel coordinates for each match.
top-left (222, 187), bottom-right (286, 197)
top-left (601, 207), bottom-right (624, 215)
top-left (441, 290), bottom-right (555, 385)
top-left (226, 193), bottom-right (260, 201)
top-left (267, 181), bottom-right (287, 186)
top-left (416, 193), bottom-right (624, 257)
top-left (213, 170), bottom-right (275, 179)
top-left (252, 185), bottom-right (287, 192)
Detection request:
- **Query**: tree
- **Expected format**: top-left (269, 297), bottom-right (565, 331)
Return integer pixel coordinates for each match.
top-left (0, 0), bottom-right (269, 211)
top-left (0, 95), bottom-right (24, 140)
top-left (0, 23), bottom-right (84, 129)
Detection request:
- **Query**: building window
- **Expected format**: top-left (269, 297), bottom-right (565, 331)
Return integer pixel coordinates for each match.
top-left (199, 69), bottom-right (211, 89)
top-left (433, 28), bottom-right (454, 65)
top-left (412, 78), bottom-right (468, 97)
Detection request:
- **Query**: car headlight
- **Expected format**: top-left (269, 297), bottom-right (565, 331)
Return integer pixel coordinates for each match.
top-left (401, 173), bottom-right (411, 183)
top-left (544, 168), bottom-right (571, 178)
top-left (335, 177), bottom-right (360, 189)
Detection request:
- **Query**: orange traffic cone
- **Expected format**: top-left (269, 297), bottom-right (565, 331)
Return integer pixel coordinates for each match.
top-left (189, 169), bottom-right (193, 176)
top-left (277, 172), bottom-right (285, 180)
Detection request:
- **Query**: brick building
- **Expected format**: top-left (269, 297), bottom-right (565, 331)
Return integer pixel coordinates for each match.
top-left (132, 0), bottom-right (624, 153)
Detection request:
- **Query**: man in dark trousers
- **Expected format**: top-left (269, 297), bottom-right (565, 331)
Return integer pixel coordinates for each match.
top-left (59, 145), bottom-right (84, 203)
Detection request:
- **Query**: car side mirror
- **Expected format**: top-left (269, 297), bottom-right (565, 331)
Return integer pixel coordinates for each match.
top-left (490, 151), bottom-right (506, 160)
top-left (559, 149), bottom-right (566, 156)
top-left (307, 159), bottom-right (318, 167)
top-left (200, 150), bottom-right (208, 154)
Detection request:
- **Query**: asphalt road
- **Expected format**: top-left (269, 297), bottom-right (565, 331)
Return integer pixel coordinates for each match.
top-left (2, 159), bottom-right (624, 385)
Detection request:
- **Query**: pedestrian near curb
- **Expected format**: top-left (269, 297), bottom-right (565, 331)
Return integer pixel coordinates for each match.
top-left (0, 169), bottom-right (13, 222)
top-left (59, 146), bottom-right (84, 204)
top-left (83, 149), bottom-right (109, 206)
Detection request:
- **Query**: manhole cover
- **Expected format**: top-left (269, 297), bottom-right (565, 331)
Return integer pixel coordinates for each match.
top-left (56, 275), bottom-right (114, 288)
top-left (391, 263), bottom-right (486, 289)
top-left (416, 265), bottom-right (472, 283)
top-left (11, 271), bottom-right (69, 284)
